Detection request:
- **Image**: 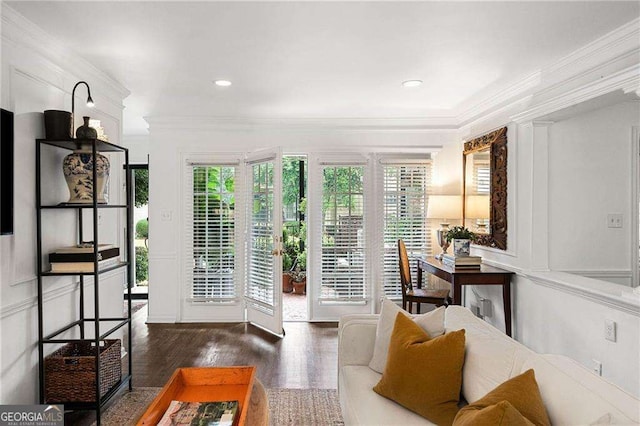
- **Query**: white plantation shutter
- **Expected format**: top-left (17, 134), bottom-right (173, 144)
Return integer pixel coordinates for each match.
top-left (320, 165), bottom-right (367, 302)
top-left (473, 156), bottom-right (490, 228)
top-left (245, 161), bottom-right (275, 307)
top-left (474, 157), bottom-right (490, 195)
top-left (380, 162), bottom-right (432, 299)
top-left (185, 164), bottom-right (238, 302)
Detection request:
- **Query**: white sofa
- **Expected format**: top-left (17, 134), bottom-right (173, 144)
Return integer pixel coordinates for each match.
top-left (338, 306), bottom-right (640, 425)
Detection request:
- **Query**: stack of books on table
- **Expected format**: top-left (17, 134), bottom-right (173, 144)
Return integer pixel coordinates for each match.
top-left (442, 253), bottom-right (482, 269)
top-left (48, 244), bottom-right (120, 273)
top-left (158, 400), bottom-right (239, 426)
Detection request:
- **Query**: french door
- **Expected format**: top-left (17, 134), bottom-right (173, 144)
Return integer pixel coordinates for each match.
top-left (182, 151), bottom-right (433, 325)
top-left (244, 149), bottom-right (284, 336)
top-left (182, 158), bottom-right (244, 322)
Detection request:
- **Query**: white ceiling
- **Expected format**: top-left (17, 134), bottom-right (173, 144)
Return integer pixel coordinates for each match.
top-left (7, 1), bottom-right (640, 135)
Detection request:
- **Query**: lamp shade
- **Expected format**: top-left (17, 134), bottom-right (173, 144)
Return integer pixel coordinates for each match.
top-left (426, 195), bottom-right (462, 220)
top-left (465, 195), bottom-right (490, 219)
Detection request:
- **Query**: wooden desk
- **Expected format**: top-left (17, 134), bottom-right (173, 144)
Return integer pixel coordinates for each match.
top-left (416, 257), bottom-right (515, 337)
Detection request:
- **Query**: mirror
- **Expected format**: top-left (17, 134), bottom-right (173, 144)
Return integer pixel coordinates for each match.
top-left (462, 127), bottom-right (507, 250)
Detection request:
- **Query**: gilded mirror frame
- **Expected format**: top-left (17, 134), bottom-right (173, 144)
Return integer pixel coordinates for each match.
top-left (462, 127), bottom-right (508, 250)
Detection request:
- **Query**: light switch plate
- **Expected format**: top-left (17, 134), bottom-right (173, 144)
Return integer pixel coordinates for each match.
top-left (605, 319), bottom-right (616, 342)
top-left (160, 210), bottom-right (172, 222)
top-left (607, 214), bottom-right (623, 228)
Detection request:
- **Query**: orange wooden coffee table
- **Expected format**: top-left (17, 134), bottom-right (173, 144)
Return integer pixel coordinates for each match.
top-left (136, 366), bottom-right (256, 425)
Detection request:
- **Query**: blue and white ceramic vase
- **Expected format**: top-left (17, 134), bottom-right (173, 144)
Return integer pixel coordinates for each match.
top-left (62, 146), bottom-right (110, 204)
top-left (453, 239), bottom-right (471, 257)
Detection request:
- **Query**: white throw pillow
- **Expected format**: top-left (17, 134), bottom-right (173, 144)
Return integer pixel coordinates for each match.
top-left (368, 298), bottom-right (445, 373)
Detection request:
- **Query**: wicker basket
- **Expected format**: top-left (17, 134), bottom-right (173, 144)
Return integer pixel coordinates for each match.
top-left (44, 339), bottom-right (121, 403)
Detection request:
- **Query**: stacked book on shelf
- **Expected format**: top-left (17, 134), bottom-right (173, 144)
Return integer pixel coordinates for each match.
top-left (442, 253), bottom-right (482, 269)
top-left (48, 244), bottom-right (120, 273)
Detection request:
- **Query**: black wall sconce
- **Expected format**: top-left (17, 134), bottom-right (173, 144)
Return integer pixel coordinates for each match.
top-left (71, 81), bottom-right (94, 138)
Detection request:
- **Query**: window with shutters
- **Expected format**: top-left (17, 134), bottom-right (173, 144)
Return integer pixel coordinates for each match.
top-left (381, 163), bottom-right (432, 299)
top-left (187, 165), bottom-right (237, 301)
top-left (473, 153), bottom-right (490, 229)
top-left (320, 166), bottom-right (366, 301)
top-left (474, 154), bottom-right (490, 194)
top-left (245, 161), bottom-right (275, 306)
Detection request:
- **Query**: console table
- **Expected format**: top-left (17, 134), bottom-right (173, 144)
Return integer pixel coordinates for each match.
top-left (416, 257), bottom-right (515, 336)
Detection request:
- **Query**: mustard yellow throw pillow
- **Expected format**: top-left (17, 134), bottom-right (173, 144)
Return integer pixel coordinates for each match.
top-left (453, 369), bottom-right (551, 426)
top-left (454, 400), bottom-right (534, 426)
top-left (373, 313), bottom-right (466, 425)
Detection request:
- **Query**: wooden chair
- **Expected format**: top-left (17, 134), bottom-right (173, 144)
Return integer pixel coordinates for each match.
top-left (398, 239), bottom-right (450, 313)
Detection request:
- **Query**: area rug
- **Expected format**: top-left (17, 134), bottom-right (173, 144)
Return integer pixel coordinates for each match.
top-left (94, 387), bottom-right (344, 425)
top-left (267, 388), bottom-right (344, 425)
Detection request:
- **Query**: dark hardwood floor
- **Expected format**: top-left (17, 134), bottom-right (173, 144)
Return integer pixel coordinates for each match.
top-left (131, 306), bottom-right (338, 389)
top-left (66, 301), bottom-right (338, 424)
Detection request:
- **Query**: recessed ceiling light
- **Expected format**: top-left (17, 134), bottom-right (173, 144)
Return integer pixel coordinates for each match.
top-left (214, 80), bottom-right (232, 87)
top-left (402, 80), bottom-right (423, 88)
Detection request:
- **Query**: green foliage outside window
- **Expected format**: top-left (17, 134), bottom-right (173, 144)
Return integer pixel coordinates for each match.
top-left (135, 218), bottom-right (148, 239)
top-left (134, 169), bottom-right (149, 208)
top-left (193, 166), bottom-right (236, 261)
top-left (283, 158), bottom-right (304, 207)
top-left (136, 246), bottom-right (149, 284)
top-left (322, 166), bottom-right (364, 212)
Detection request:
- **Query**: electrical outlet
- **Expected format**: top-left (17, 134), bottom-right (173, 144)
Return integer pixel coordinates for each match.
top-left (607, 214), bottom-right (623, 228)
top-left (470, 304), bottom-right (481, 317)
top-left (479, 298), bottom-right (492, 317)
top-left (592, 359), bottom-right (602, 376)
top-left (605, 319), bottom-right (617, 342)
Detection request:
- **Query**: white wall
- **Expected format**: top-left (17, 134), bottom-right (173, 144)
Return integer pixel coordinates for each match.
top-left (469, 100), bottom-right (640, 397)
top-left (548, 101), bottom-right (636, 284)
top-left (122, 134), bottom-right (149, 165)
top-left (0, 7), bottom-right (129, 404)
top-left (146, 123), bottom-right (459, 322)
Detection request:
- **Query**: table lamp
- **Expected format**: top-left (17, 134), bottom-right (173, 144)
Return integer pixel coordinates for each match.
top-left (465, 195), bottom-right (490, 233)
top-left (426, 195), bottom-right (462, 259)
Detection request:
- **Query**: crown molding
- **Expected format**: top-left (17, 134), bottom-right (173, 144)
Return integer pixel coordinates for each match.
top-left (622, 80), bottom-right (640, 97)
top-left (7, 1), bottom-right (627, 135)
top-left (544, 17), bottom-right (640, 78)
top-left (455, 17), bottom-right (640, 130)
top-left (144, 116), bottom-right (460, 133)
top-left (510, 64), bottom-right (640, 123)
top-left (456, 72), bottom-right (541, 127)
top-left (1, 5), bottom-right (130, 103)
top-left (458, 95), bottom-right (533, 138)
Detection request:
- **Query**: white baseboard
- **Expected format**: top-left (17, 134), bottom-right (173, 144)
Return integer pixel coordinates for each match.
top-left (145, 315), bottom-right (177, 323)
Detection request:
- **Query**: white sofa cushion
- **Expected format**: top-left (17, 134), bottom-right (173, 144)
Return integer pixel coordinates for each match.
top-left (368, 298), bottom-right (445, 373)
top-left (338, 308), bottom-right (640, 426)
top-left (522, 354), bottom-right (639, 425)
top-left (445, 306), bottom-right (533, 403)
top-left (339, 316), bottom-right (378, 369)
top-left (339, 365), bottom-right (435, 425)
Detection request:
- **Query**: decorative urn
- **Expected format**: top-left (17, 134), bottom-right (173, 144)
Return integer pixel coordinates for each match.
top-left (62, 117), bottom-right (110, 203)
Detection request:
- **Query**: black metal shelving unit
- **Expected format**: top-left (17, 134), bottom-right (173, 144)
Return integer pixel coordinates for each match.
top-left (35, 137), bottom-right (133, 424)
